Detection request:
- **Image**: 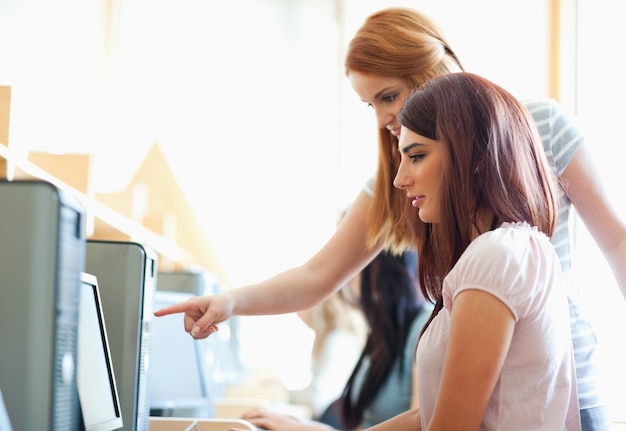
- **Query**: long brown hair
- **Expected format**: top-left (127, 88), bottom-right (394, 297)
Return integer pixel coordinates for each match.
top-left (397, 72), bottom-right (558, 317)
top-left (345, 7), bottom-right (464, 253)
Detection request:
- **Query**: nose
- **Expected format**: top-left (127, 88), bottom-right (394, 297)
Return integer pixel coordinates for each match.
top-left (375, 106), bottom-right (395, 130)
top-left (393, 161), bottom-right (411, 190)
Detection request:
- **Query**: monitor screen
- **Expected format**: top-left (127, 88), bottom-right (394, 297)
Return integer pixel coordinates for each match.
top-left (149, 291), bottom-right (211, 417)
top-left (77, 272), bottom-right (124, 431)
top-left (0, 387), bottom-right (12, 431)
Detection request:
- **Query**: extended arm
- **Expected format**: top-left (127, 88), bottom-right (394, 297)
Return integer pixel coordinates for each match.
top-left (154, 191), bottom-right (383, 338)
top-left (562, 144), bottom-right (626, 299)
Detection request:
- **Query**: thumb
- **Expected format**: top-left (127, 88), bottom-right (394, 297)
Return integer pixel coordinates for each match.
top-left (190, 317), bottom-right (219, 338)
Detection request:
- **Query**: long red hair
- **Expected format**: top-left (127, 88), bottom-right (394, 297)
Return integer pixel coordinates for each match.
top-left (345, 7), bottom-right (464, 253)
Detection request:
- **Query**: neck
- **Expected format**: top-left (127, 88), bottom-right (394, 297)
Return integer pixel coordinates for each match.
top-left (471, 208), bottom-right (497, 240)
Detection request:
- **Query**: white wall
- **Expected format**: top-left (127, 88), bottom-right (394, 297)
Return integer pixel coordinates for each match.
top-left (0, 0), bottom-right (551, 295)
top-left (574, 0), bottom-right (626, 421)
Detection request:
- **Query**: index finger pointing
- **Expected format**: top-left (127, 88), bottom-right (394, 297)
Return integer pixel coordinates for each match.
top-left (153, 301), bottom-right (193, 317)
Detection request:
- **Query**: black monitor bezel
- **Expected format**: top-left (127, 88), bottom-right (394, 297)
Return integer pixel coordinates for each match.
top-left (78, 272), bottom-right (124, 431)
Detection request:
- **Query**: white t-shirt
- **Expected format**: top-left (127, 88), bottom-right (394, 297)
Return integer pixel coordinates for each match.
top-left (417, 222), bottom-right (580, 430)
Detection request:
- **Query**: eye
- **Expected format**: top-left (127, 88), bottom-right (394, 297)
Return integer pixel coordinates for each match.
top-left (382, 93), bottom-right (400, 103)
top-left (409, 153), bottom-right (425, 163)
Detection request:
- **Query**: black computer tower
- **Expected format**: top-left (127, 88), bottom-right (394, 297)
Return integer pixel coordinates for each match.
top-left (0, 180), bottom-right (86, 430)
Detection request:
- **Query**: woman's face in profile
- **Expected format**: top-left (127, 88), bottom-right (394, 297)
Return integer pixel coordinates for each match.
top-left (348, 71), bottom-right (412, 138)
top-left (394, 127), bottom-right (445, 224)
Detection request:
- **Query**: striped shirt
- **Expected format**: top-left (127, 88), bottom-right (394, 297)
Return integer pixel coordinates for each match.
top-left (524, 98), bottom-right (601, 411)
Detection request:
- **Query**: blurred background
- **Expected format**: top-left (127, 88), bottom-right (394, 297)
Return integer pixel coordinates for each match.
top-left (1, 0), bottom-right (625, 423)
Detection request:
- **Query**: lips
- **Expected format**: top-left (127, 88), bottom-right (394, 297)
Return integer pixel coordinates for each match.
top-left (388, 127), bottom-right (401, 137)
top-left (409, 195), bottom-right (424, 207)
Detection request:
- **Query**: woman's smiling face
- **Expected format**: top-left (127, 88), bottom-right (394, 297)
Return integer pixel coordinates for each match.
top-left (348, 71), bottom-right (412, 138)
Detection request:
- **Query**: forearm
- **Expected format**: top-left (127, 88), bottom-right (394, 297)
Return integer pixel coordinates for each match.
top-left (153, 191), bottom-right (383, 333)
top-left (604, 235), bottom-right (626, 300)
top-left (363, 408), bottom-right (421, 431)
top-left (229, 191), bottom-right (382, 316)
top-left (562, 145), bottom-right (626, 300)
top-left (227, 266), bottom-right (341, 316)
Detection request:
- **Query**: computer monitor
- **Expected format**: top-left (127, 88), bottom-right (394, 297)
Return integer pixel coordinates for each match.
top-left (85, 240), bottom-right (157, 431)
top-left (77, 272), bottom-right (124, 431)
top-left (149, 290), bottom-right (212, 418)
top-left (0, 388), bottom-right (12, 431)
top-left (156, 270), bottom-right (219, 296)
top-left (151, 271), bottom-right (244, 418)
top-left (0, 180), bottom-right (85, 430)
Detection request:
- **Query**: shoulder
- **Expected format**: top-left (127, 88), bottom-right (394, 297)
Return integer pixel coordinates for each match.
top-left (447, 223), bottom-right (561, 317)
top-left (521, 97), bottom-right (573, 132)
top-left (521, 98), bottom-right (584, 173)
top-left (521, 98), bottom-right (559, 117)
top-left (467, 223), bottom-right (556, 268)
top-left (521, 98), bottom-right (574, 127)
top-left (450, 223), bottom-right (558, 293)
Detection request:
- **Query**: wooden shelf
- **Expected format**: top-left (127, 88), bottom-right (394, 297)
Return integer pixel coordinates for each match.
top-left (0, 142), bottom-right (191, 262)
top-left (1, 83), bottom-right (229, 286)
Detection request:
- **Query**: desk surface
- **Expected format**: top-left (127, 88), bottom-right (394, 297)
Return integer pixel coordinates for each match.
top-left (149, 417), bottom-right (256, 431)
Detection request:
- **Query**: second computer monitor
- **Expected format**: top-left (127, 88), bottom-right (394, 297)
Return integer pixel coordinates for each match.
top-left (85, 240), bottom-right (157, 431)
top-left (156, 270), bottom-right (219, 296)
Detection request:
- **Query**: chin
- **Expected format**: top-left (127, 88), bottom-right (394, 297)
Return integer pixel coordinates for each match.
top-left (418, 209), bottom-right (437, 224)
